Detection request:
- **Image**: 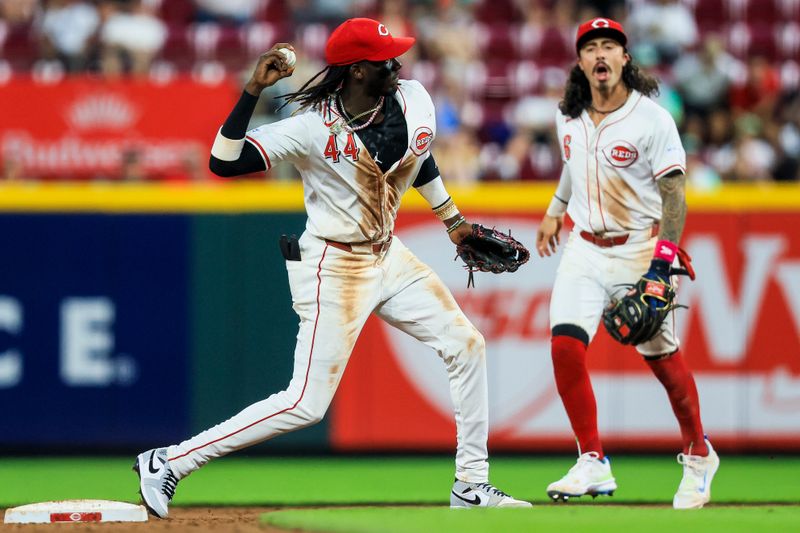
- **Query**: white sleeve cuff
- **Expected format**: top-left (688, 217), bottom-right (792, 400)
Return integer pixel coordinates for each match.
top-left (210, 128), bottom-right (246, 161)
top-left (546, 195), bottom-right (568, 217)
top-left (415, 176), bottom-right (449, 208)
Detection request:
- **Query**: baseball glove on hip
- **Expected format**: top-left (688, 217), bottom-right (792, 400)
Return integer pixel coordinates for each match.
top-left (602, 248), bottom-right (694, 346)
top-left (456, 224), bottom-right (530, 287)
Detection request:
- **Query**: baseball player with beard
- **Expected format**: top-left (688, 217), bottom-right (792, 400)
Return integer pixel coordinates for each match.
top-left (535, 18), bottom-right (719, 509)
top-left (132, 18), bottom-right (531, 517)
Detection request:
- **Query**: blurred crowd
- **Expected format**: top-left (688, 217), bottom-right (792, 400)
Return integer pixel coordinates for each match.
top-left (1, 0), bottom-right (799, 185)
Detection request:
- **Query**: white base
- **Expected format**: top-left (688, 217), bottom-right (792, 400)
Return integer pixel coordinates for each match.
top-left (4, 500), bottom-right (148, 524)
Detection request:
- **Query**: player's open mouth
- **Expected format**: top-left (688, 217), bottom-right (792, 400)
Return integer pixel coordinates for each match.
top-left (593, 63), bottom-right (610, 81)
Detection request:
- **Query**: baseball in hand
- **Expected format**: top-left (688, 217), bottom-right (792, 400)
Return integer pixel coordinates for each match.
top-left (277, 48), bottom-right (296, 68)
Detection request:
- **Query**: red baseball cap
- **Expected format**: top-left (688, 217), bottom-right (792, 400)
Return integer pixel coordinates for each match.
top-left (575, 17), bottom-right (627, 53)
top-left (325, 18), bottom-right (415, 66)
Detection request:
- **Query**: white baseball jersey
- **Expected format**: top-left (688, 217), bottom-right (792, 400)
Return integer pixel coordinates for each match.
top-left (555, 90), bottom-right (685, 234)
top-left (165, 79), bottom-right (492, 486)
top-left (245, 79), bottom-right (436, 243)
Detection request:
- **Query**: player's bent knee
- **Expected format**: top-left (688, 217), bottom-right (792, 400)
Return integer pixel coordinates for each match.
top-left (468, 329), bottom-right (486, 356)
top-left (294, 403), bottom-right (328, 427)
top-left (551, 323), bottom-right (589, 347)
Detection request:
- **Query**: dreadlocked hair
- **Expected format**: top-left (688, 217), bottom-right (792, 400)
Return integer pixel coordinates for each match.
top-left (558, 57), bottom-right (660, 118)
top-left (277, 65), bottom-right (350, 112)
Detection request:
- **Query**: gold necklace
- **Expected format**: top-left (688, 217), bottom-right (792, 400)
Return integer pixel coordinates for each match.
top-left (330, 95), bottom-right (384, 135)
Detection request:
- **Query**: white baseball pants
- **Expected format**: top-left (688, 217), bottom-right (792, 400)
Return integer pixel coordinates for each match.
top-left (549, 229), bottom-right (680, 356)
top-left (167, 232), bottom-right (490, 483)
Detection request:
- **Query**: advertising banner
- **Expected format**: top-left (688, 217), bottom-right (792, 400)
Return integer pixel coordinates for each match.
top-left (0, 78), bottom-right (236, 180)
top-left (331, 211), bottom-right (800, 452)
top-left (0, 215), bottom-right (190, 447)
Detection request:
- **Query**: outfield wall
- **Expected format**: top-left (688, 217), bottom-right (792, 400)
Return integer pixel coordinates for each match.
top-left (0, 182), bottom-right (798, 453)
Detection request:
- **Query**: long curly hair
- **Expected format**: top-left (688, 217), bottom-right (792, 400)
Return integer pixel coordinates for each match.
top-left (277, 65), bottom-right (350, 112)
top-left (559, 57), bottom-right (660, 118)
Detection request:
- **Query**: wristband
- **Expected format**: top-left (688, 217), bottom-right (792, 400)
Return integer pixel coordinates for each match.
top-left (210, 128), bottom-right (246, 161)
top-left (433, 198), bottom-right (459, 221)
top-left (546, 195), bottom-right (568, 217)
top-left (653, 239), bottom-right (678, 263)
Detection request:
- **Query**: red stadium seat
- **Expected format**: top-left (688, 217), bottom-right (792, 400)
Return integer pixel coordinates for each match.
top-left (748, 24), bottom-right (779, 61)
top-left (216, 26), bottom-right (248, 71)
top-left (159, 0), bottom-right (196, 26)
top-left (474, 0), bottom-right (521, 24)
top-left (1, 21), bottom-right (37, 72)
top-left (160, 24), bottom-right (196, 71)
top-left (534, 27), bottom-right (572, 67)
top-left (744, 0), bottom-right (779, 24)
top-left (254, 0), bottom-right (289, 24)
top-left (693, 0), bottom-right (730, 33)
top-left (477, 24), bottom-right (519, 61)
top-left (777, 0), bottom-right (800, 22)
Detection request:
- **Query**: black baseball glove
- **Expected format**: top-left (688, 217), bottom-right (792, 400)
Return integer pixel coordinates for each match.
top-left (456, 224), bottom-right (530, 287)
top-left (603, 248), bottom-right (695, 346)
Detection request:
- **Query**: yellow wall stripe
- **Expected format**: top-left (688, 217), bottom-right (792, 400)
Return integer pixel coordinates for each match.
top-left (0, 182), bottom-right (798, 213)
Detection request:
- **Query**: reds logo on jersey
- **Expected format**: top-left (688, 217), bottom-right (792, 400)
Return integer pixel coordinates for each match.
top-left (603, 141), bottom-right (638, 168)
top-left (563, 135), bottom-right (571, 160)
top-left (411, 127), bottom-right (433, 156)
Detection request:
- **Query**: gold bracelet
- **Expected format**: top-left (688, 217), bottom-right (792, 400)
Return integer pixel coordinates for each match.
top-left (433, 198), bottom-right (459, 221)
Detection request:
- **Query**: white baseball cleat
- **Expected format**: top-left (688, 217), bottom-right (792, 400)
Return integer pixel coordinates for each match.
top-left (133, 447), bottom-right (180, 519)
top-left (546, 452), bottom-right (617, 502)
top-left (450, 479), bottom-right (532, 508)
top-left (673, 438), bottom-right (720, 509)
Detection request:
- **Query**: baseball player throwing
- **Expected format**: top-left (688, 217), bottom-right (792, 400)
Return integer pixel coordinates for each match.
top-left (536, 18), bottom-right (719, 509)
top-left (133, 18), bottom-right (531, 517)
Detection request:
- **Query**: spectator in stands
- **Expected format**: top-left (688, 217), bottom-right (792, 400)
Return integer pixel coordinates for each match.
top-left (673, 35), bottom-right (737, 119)
top-left (772, 92), bottom-right (800, 181)
top-left (729, 54), bottom-right (782, 119)
top-left (39, 0), bottom-right (100, 72)
top-left (194, 0), bottom-right (260, 25)
top-left (627, 0), bottom-right (697, 64)
top-left (99, 0), bottom-right (167, 77)
top-left (729, 114), bottom-right (777, 182)
top-left (0, 0), bottom-right (38, 25)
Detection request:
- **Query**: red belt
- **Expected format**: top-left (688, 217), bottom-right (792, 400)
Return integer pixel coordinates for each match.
top-left (325, 235), bottom-right (393, 254)
top-left (580, 223), bottom-right (659, 248)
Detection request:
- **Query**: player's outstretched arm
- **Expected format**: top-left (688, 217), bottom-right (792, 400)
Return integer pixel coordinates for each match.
top-left (209, 44), bottom-right (296, 178)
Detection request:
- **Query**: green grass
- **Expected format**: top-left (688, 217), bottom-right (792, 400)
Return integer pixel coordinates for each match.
top-left (0, 456), bottom-right (798, 508)
top-left (263, 506), bottom-right (800, 533)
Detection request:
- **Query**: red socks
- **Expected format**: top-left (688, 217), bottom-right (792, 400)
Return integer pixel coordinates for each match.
top-left (646, 351), bottom-right (708, 456)
top-left (553, 337), bottom-right (707, 457)
top-left (551, 335), bottom-right (603, 457)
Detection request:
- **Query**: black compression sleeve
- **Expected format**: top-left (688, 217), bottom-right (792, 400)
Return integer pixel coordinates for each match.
top-left (221, 90), bottom-right (260, 138)
top-left (209, 142), bottom-right (266, 177)
top-left (412, 154), bottom-right (440, 188)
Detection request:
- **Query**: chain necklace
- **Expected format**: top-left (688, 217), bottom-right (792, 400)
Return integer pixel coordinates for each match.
top-left (330, 94), bottom-right (384, 135)
top-left (588, 101), bottom-right (626, 114)
top-left (589, 90), bottom-right (630, 115)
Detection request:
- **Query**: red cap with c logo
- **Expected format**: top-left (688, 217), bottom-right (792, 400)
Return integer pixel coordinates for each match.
top-left (575, 17), bottom-right (627, 53)
top-left (325, 18), bottom-right (415, 66)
